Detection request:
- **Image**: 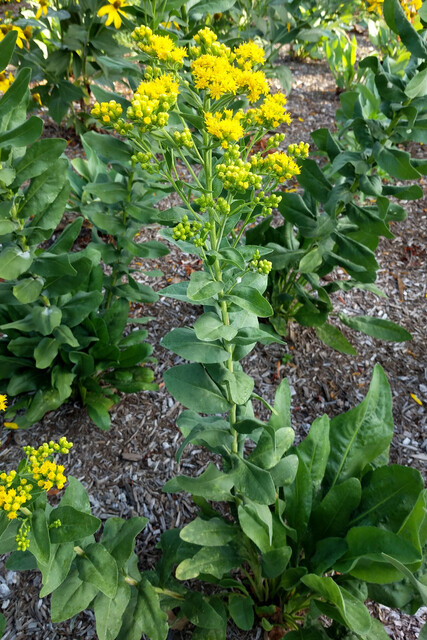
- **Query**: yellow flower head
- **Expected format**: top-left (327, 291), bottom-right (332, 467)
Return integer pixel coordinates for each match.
top-left (97, 0), bottom-right (129, 29)
top-left (204, 110), bottom-right (244, 148)
top-left (132, 26), bottom-right (187, 67)
top-left (191, 54), bottom-right (237, 99)
top-left (256, 151), bottom-right (301, 183)
top-left (234, 41), bottom-right (265, 69)
top-left (127, 74), bottom-right (179, 132)
top-left (0, 395), bottom-right (6, 411)
top-left (233, 68), bottom-right (269, 103)
top-left (35, 0), bottom-right (49, 19)
top-left (191, 26), bottom-right (233, 60)
top-left (245, 93), bottom-right (291, 129)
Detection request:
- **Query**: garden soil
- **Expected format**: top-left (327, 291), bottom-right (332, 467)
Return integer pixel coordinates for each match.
top-left (0, 43), bottom-right (426, 640)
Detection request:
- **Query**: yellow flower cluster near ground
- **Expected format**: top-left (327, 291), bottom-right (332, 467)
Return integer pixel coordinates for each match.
top-left (0, 434), bottom-right (73, 521)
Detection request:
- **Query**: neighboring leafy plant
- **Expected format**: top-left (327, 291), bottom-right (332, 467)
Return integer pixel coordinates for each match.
top-left (247, 0), bottom-right (426, 353)
top-left (12, 0), bottom-right (139, 127)
top-left (0, 35), bottom-right (156, 429)
top-left (0, 432), bottom-right (169, 640)
top-left (68, 129), bottom-right (170, 309)
top-left (324, 31), bottom-right (358, 91)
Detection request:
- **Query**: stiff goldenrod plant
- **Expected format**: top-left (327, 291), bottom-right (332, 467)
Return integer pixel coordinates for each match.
top-left (89, 24), bottom-right (427, 638)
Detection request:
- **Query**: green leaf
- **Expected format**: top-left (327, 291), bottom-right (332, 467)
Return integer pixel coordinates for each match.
top-left (0, 116), bottom-right (43, 149)
top-left (101, 517), bottom-right (148, 569)
top-left (228, 593), bottom-right (254, 631)
top-left (49, 506), bottom-right (101, 543)
top-left (238, 501), bottom-right (272, 553)
top-left (13, 138), bottom-right (66, 185)
top-left (383, 0), bottom-right (427, 58)
top-left (0, 246), bottom-right (33, 279)
top-left (34, 337), bottom-right (59, 369)
top-left (350, 465), bottom-right (424, 533)
top-left (180, 517), bottom-right (238, 547)
top-left (12, 277), bottom-right (43, 304)
top-left (29, 508), bottom-right (51, 565)
top-left (76, 542), bottom-right (118, 598)
top-left (176, 545), bottom-right (241, 580)
top-left (59, 477), bottom-right (91, 513)
top-left (163, 363), bottom-right (231, 414)
top-left (60, 291), bottom-right (103, 327)
top-left (405, 68), bottom-right (427, 99)
top-left (269, 455), bottom-right (299, 488)
top-left (227, 285), bottom-right (273, 317)
top-left (336, 527), bottom-right (422, 582)
top-left (181, 591), bottom-right (227, 630)
top-left (86, 395), bottom-right (113, 431)
top-left (231, 455), bottom-right (276, 504)
top-left (39, 542), bottom-right (75, 597)
top-left (94, 578), bottom-right (131, 640)
top-left (373, 144), bottom-right (421, 180)
top-left (187, 271), bottom-right (223, 302)
top-left (0, 30), bottom-right (17, 72)
top-left (32, 305), bottom-right (62, 336)
top-left (297, 158), bottom-right (332, 203)
top-left (311, 478), bottom-right (362, 539)
top-left (163, 462), bottom-right (234, 501)
top-left (339, 314), bottom-right (412, 342)
top-left (381, 554), bottom-right (427, 605)
top-left (283, 456), bottom-right (312, 537)
top-left (315, 323), bottom-right (357, 355)
top-left (301, 574), bottom-right (372, 634)
top-left (296, 414), bottom-right (330, 494)
top-left (0, 612), bottom-right (5, 636)
top-left (51, 568), bottom-right (98, 623)
top-left (194, 311), bottom-right (238, 342)
top-left (325, 365), bottom-right (393, 487)
top-left (161, 328), bottom-right (229, 363)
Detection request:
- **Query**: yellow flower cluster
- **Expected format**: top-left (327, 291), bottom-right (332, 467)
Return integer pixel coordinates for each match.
top-left (0, 395), bottom-right (6, 411)
top-left (234, 41), bottom-right (265, 69)
top-left (204, 110), bottom-right (244, 148)
top-left (287, 141), bottom-right (310, 159)
top-left (191, 26), bottom-right (233, 60)
top-left (191, 54), bottom-right (269, 103)
top-left (245, 93), bottom-right (292, 129)
top-left (91, 99), bottom-right (123, 124)
top-left (23, 436), bottom-right (73, 492)
top-left (127, 74), bottom-right (179, 132)
top-left (253, 151), bottom-right (301, 183)
top-left (132, 25), bottom-right (187, 67)
top-left (0, 474), bottom-right (32, 520)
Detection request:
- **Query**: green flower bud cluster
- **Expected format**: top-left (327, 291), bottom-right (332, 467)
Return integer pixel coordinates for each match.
top-left (250, 250), bottom-right (272, 274)
top-left (131, 151), bottom-right (154, 172)
top-left (172, 215), bottom-right (212, 248)
top-left (267, 132), bottom-right (285, 149)
top-left (113, 120), bottom-right (133, 136)
top-left (216, 197), bottom-right (230, 216)
top-left (217, 146), bottom-right (262, 193)
top-left (16, 522), bottom-right (30, 552)
top-left (144, 65), bottom-right (162, 80)
top-left (127, 99), bottom-right (170, 132)
top-left (174, 128), bottom-right (194, 148)
top-left (287, 141), bottom-right (309, 159)
top-left (253, 192), bottom-right (282, 217)
top-left (49, 519), bottom-right (62, 529)
top-left (195, 194), bottom-right (215, 212)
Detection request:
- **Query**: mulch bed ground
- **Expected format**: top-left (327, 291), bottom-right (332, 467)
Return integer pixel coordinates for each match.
top-left (0, 38), bottom-right (426, 640)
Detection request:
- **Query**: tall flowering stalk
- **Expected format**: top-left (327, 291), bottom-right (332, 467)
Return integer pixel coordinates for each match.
top-left (91, 24), bottom-right (308, 456)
